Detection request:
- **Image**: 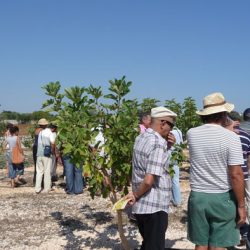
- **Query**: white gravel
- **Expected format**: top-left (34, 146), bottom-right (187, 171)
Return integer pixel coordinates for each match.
top-left (0, 164), bottom-right (194, 249)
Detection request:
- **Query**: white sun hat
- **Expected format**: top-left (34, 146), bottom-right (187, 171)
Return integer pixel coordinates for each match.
top-left (38, 118), bottom-right (49, 125)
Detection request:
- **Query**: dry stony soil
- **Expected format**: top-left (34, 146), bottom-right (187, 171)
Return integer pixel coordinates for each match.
top-left (0, 155), bottom-right (194, 250)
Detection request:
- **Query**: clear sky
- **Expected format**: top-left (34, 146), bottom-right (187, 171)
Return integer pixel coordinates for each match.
top-left (0, 0), bottom-right (249, 113)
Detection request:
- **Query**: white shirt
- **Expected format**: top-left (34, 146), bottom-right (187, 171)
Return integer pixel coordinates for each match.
top-left (37, 128), bottom-right (55, 157)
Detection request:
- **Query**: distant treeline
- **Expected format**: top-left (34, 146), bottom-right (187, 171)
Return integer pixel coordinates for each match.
top-left (0, 110), bottom-right (54, 123)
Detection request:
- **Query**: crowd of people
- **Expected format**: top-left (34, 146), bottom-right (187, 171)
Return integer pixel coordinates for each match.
top-left (126, 92), bottom-right (250, 250)
top-left (3, 118), bottom-right (85, 195)
top-left (2, 92), bottom-right (250, 250)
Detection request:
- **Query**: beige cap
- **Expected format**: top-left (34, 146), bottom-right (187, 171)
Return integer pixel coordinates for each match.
top-left (151, 106), bottom-right (177, 118)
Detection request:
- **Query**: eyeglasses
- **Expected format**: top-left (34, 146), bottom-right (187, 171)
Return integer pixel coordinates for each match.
top-left (160, 120), bottom-right (175, 129)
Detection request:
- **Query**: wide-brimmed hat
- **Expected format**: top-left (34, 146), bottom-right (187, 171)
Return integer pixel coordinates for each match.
top-left (196, 92), bottom-right (234, 116)
top-left (151, 106), bottom-right (177, 118)
top-left (38, 118), bottom-right (49, 125)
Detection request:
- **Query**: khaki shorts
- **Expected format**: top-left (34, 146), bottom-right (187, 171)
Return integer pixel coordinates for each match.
top-left (187, 190), bottom-right (240, 247)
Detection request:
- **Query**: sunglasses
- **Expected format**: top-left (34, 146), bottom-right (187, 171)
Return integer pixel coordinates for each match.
top-left (160, 120), bottom-right (175, 128)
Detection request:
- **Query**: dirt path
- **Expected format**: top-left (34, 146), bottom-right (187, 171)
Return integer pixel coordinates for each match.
top-left (0, 164), bottom-right (194, 249)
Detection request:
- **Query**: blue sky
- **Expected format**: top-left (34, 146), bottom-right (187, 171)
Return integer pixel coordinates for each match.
top-left (0, 0), bottom-right (249, 113)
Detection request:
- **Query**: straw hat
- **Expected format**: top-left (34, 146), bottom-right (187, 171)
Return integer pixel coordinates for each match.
top-left (196, 92), bottom-right (234, 116)
top-left (38, 118), bottom-right (49, 125)
top-left (151, 106), bottom-right (177, 118)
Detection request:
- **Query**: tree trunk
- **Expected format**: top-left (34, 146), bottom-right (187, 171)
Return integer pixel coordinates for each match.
top-left (109, 189), bottom-right (131, 250)
top-left (117, 210), bottom-right (131, 250)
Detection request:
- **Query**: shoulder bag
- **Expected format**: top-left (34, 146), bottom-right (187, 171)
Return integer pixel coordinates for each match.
top-left (12, 137), bottom-right (25, 164)
top-left (41, 131), bottom-right (52, 157)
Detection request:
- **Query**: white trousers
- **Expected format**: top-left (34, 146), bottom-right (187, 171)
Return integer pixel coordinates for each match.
top-left (51, 155), bottom-right (57, 177)
top-left (35, 156), bottom-right (52, 193)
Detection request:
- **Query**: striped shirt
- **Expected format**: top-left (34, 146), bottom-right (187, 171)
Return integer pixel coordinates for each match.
top-left (237, 126), bottom-right (250, 180)
top-left (241, 121), bottom-right (250, 135)
top-left (132, 128), bottom-right (172, 214)
top-left (187, 124), bottom-right (244, 193)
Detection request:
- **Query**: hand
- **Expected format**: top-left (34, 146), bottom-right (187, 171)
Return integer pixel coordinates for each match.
top-left (167, 132), bottom-right (176, 149)
top-left (57, 157), bottom-right (63, 165)
top-left (237, 206), bottom-right (246, 227)
top-left (233, 121), bottom-right (240, 127)
top-left (124, 192), bottom-right (136, 206)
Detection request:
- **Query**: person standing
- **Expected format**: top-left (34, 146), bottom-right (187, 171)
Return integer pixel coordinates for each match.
top-left (241, 108), bottom-right (250, 249)
top-left (187, 92), bottom-right (246, 249)
top-left (35, 118), bottom-right (55, 193)
top-left (241, 108), bottom-right (250, 135)
top-left (3, 123), bottom-right (13, 177)
top-left (139, 112), bottom-right (151, 133)
top-left (227, 111), bottom-right (250, 248)
top-left (170, 127), bottom-right (183, 206)
top-left (126, 106), bottom-right (177, 250)
top-left (61, 156), bottom-right (84, 195)
top-left (49, 124), bottom-right (58, 182)
top-left (11, 126), bottom-right (26, 185)
top-left (32, 121), bottom-right (44, 185)
top-left (5, 126), bottom-right (20, 187)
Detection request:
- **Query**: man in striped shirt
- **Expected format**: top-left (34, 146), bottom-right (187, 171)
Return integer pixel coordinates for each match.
top-left (126, 106), bottom-right (177, 250)
top-left (228, 111), bottom-right (250, 248)
top-left (187, 92), bottom-right (246, 250)
top-left (241, 108), bottom-right (250, 135)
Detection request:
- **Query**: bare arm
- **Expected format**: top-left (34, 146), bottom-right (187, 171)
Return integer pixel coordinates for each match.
top-left (3, 140), bottom-right (7, 150)
top-left (229, 165), bottom-right (246, 226)
top-left (51, 143), bottom-right (56, 155)
top-left (125, 174), bottom-right (155, 205)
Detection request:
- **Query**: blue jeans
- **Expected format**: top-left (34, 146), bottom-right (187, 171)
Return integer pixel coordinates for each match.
top-left (62, 155), bottom-right (84, 194)
top-left (6, 151), bottom-right (16, 179)
top-left (172, 165), bottom-right (181, 206)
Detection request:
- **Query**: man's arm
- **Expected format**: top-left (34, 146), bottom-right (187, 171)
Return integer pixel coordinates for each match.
top-left (51, 143), bottom-right (56, 155)
top-left (125, 174), bottom-right (155, 205)
top-left (49, 132), bottom-right (56, 155)
top-left (229, 165), bottom-right (246, 226)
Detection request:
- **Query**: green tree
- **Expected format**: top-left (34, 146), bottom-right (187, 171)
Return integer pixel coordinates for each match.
top-left (42, 77), bottom-right (139, 250)
top-left (165, 97), bottom-right (201, 138)
top-left (0, 111), bottom-right (20, 121)
top-left (139, 97), bottom-right (159, 113)
top-left (0, 122), bottom-right (5, 137)
top-left (19, 113), bottom-right (32, 123)
top-left (30, 111), bottom-right (54, 121)
top-left (181, 97), bottom-right (201, 136)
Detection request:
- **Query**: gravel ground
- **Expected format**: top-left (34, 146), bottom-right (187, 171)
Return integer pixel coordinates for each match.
top-left (0, 164), bottom-right (194, 250)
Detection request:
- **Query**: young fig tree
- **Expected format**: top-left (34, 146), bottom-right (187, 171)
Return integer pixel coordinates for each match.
top-left (42, 77), bottom-right (139, 250)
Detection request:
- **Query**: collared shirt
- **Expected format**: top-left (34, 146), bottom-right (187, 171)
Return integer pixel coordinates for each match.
top-left (241, 121), bottom-right (250, 135)
top-left (132, 128), bottom-right (172, 214)
top-left (237, 126), bottom-right (250, 180)
top-left (139, 124), bottom-right (147, 133)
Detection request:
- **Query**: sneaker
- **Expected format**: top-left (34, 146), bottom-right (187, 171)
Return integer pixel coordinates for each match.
top-left (51, 176), bottom-right (58, 182)
top-left (246, 236), bottom-right (250, 250)
top-left (234, 239), bottom-right (247, 249)
top-left (19, 178), bottom-right (27, 185)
